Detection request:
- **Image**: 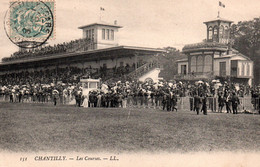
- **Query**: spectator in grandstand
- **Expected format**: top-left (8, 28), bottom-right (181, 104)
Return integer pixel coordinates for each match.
top-left (2, 38), bottom-right (92, 62)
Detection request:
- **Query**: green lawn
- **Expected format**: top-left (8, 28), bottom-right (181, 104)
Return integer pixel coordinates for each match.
top-left (0, 102), bottom-right (259, 153)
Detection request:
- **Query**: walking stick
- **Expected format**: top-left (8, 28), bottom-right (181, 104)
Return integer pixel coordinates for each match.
top-left (127, 109), bottom-right (131, 120)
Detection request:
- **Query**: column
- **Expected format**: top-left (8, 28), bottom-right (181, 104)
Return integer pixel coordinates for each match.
top-left (212, 53), bottom-right (214, 75)
top-left (134, 53), bottom-right (138, 70)
top-left (202, 52), bottom-right (205, 73)
top-left (187, 54), bottom-right (191, 74)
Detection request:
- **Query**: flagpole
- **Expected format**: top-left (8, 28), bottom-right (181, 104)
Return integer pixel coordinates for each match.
top-left (100, 8), bottom-right (101, 21)
top-left (218, 1), bottom-right (220, 18)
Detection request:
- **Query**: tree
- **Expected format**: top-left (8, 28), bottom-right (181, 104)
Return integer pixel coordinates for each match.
top-left (230, 17), bottom-right (260, 85)
top-left (158, 47), bottom-right (186, 80)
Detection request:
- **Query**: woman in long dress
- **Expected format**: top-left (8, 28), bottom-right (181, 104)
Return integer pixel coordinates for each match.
top-left (82, 94), bottom-right (89, 108)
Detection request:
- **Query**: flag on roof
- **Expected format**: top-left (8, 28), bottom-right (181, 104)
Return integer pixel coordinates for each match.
top-left (219, 1), bottom-right (225, 8)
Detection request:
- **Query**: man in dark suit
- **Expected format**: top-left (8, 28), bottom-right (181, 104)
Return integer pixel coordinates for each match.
top-left (194, 93), bottom-right (202, 115)
top-left (171, 93), bottom-right (178, 112)
top-left (218, 92), bottom-right (225, 113)
top-left (231, 92), bottom-right (240, 114)
top-left (166, 93), bottom-right (172, 111)
top-left (201, 93), bottom-right (207, 115)
top-left (162, 92), bottom-right (167, 111)
top-left (75, 91), bottom-right (81, 107)
top-left (225, 92), bottom-right (232, 113)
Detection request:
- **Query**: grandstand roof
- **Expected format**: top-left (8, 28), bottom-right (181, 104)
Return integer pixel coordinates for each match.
top-left (0, 46), bottom-right (165, 71)
top-left (182, 42), bottom-right (228, 53)
top-left (203, 17), bottom-right (233, 24)
top-left (78, 21), bottom-right (123, 29)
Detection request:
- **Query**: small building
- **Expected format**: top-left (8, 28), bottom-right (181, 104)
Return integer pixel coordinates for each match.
top-left (78, 21), bottom-right (122, 50)
top-left (175, 17), bottom-right (254, 86)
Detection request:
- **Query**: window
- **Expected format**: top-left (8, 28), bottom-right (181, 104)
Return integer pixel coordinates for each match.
top-left (231, 60), bottom-right (238, 76)
top-left (224, 26), bottom-right (229, 39)
top-left (102, 29), bottom-right (105, 40)
top-left (83, 83), bottom-right (88, 89)
top-left (86, 30), bottom-right (88, 38)
top-left (89, 82), bottom-right (96, 89)
top-left (231, 67), bottom-right (237, 76)
top-left (213, 26), bottom-right (218, 42)
top-left (219, 62), bottom-right (226, 76)
top-left (190, 56), bottom-right (196, 73)
top-left (181, 65), bottom-right (187, 75)
top-left (213, 26), bottom-right (218, 35)
top-left (208, 27), bottom-right (213, 40)
top-left (111, 30), bottom-right (114, 40)
top-left (106, 29), bottom-right (110, 40)
top-left (219, 25), bottom-right (224, 39)
top-left (197, 56), bottom-right (203, 72)
top-left (91, 29), bottom-right (94, 39)
top-left (204, 55), bottom-right (212, 72)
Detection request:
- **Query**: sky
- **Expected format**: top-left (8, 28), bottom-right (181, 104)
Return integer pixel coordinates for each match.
top-left (0, 0), bottom-right (259, 60)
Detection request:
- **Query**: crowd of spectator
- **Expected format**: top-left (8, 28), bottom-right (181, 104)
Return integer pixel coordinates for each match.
top-left (2, 38), bottom-right (93, 62)
top-left (0, 70), bottom-right (259, 114)
top-left (0, 53), bottom-right (259, 114)
top-left (0, 63), bottom-right (138, 86)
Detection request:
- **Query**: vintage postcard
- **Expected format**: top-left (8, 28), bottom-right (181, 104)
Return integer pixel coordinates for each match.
top-left (0, 0), bottom-right (259, 166)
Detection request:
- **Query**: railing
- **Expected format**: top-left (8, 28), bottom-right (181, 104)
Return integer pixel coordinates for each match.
top-left (174, 72), bottom-right (214, 80)
top-left (0, 92), bottom-right (259, 113)
top-left (127, 61), bottom-right (161, 80)
top-left (104, 58), bottom-right (161, 84)
top-left (179, 96), bottom-right (259, 114)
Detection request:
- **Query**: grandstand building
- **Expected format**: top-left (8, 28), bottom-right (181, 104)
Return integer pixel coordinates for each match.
top-left (175, 17), bottom-right (254, 86)
top-left (0, 21), bottom-right (165, 84)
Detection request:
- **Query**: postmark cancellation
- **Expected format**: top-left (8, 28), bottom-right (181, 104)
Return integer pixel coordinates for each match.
top-left (4, 0), bottom-right (55, 48)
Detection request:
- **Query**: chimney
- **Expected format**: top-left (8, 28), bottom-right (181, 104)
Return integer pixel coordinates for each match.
top-left (114, 20), bottom-right (117, 25)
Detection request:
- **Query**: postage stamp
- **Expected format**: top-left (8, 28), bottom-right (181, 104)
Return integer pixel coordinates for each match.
top-left (4, 0), bottom-right (55, 48)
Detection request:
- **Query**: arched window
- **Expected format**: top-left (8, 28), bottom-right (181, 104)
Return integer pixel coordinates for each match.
top-left (219, 25), bottom-right (224, 38)
top-left (213, 26), bottom-right (218, 42)
top-left (197, 56), bottom-right (203, 72)
top-left (204, 55), bottom-right (212, 72)
top-left (208, 27), bottom-right (213, 40)
top-left (191, 56), bottom-right (196, 73)
top-left (224, 26), bottom-right (229, 39)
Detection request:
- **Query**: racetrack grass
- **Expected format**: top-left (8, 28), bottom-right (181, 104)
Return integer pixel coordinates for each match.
top-left (0, 102), bottom-right (259, 153)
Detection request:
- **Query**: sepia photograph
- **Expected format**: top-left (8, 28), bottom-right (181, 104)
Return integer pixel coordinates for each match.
top-left (0, 0), bottom-right (259, 166)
